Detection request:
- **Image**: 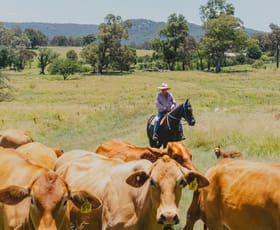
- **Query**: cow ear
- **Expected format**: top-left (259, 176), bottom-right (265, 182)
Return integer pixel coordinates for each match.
top-left (126, 171), bottom-right (149, 188)
top-left (185, 171), bottom-right (209, 190)
top-left (140, 152), bottom-right (159, 163)
top-left (0, 185), bottom-right (29, 205)
top-left (70, 191), bottom-right (102, 211)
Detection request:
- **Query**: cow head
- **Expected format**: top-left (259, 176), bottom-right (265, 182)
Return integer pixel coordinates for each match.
top-left (126, 155), bottom-right (209, 228)
top-left (0, 171), bottom-right (101, 230)
top-left (214, 146), bottom-right (221, 159)
top-left (165, 142), bottom-right (197, 170)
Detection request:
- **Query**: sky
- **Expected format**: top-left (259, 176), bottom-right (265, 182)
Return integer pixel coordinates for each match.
top-left (0, 0), bottom-right (279, 32)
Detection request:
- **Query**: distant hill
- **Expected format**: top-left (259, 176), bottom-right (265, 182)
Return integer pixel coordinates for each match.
top-left (3, 19), bottom-right (262, 45)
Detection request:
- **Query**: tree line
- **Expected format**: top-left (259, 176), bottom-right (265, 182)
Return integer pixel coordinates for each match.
top-left (0, 0), bottom-right (280, 78)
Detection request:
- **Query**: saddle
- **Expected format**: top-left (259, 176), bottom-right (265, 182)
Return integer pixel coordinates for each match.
top-left (150, 114), bottom-right (168, 126)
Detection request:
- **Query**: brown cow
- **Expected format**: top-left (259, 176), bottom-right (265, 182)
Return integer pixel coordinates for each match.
top-left (96, 139), bottom-right (196, 170)
top-left (0, 147), bottom-right (101, 230)
top-left (55, 150), bottom-right (209, 230)
top-left (214, 145), bottom-right (241, 159)
top-left (165, 141), bottom-right (196, 170)
top-left (0, 129), bottom-right (33, 148)
top-left (16, 142), bottom-right (58, 170)
top-left (96, 138), bottom-right (164, 162)
top-left (184, 159), bottom-right (280, 230)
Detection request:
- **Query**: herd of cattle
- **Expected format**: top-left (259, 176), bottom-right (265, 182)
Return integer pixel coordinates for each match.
top-left (0, 128), bottom-right (279, 230)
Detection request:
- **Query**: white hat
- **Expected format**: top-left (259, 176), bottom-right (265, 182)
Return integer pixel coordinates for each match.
top-left (157, 82), bottom-right (170, 90)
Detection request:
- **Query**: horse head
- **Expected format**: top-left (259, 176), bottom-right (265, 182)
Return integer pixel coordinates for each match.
top-left (181, 98), bottom-right (196, 126)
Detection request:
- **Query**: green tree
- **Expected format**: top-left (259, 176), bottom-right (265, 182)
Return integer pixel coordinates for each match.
top-left (24, 28), bottom-right (48, 49)
top-left (200, 14), bottom-right (248, 72)
top-left (178, 35), bottom-right (198, 70)
top-left (0, 46), bottom-right (11, 69)
top-left (247, 44), bottom-right (262, 60)
top-left (14, 49), bottom-right (37, 70)
top-left (37, 47), bottom-right (59, 74)
top-left (48, 58), bottom-right (79, 80)
top-left (66, 49), bottom-right (78, 61)
top-left (80, 43), bottom-right (99, 72)
top-left (50, 36), bottom-right (69, 46)
top-left (111, 46), bottom-right (136, 71)
top-left (252, 32), bottom-right (272, 53)
top-left (82, 34), bottom-right (96, 46)
top-left (269, 23), bottom-right (280, 68)
top-left (200, 0), bottom-right (235, 23)
top-left (151, 14), bottom-right (188, 70)
top-left (97, 14), bottom-right (132, 73)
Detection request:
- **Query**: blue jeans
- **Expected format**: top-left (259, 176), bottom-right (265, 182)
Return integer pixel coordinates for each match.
top-left (153, 111), bottom-right (164, 137)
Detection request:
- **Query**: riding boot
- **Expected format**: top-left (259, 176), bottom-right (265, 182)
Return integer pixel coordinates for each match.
top-left (153, 119), bottom-right (159, 141)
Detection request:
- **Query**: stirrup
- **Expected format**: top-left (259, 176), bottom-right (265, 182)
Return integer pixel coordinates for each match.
top-left (152, 134), bottom-right (158, 141)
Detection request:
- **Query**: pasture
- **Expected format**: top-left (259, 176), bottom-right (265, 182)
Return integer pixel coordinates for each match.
top-left (1, 63), bottom-right (280, 229)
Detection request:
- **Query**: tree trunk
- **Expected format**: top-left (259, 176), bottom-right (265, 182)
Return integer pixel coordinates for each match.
top-left (216, 56), bottom-right (222, 73)
top-left (276, 43), bottom-right (279, 68)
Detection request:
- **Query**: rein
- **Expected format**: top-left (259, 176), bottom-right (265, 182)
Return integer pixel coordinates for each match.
top-left (166, 103), bottom-right (186, 130)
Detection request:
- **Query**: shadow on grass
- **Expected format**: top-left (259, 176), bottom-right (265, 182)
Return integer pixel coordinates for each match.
top-left (83, 71), bottom-right (132, 76)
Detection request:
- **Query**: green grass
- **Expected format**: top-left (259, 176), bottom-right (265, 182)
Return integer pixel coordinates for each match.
top-left (2, 64), bottom-right (280, 229)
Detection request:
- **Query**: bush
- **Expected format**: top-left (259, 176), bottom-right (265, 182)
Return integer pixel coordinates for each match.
top-left (48, 58), bottom-right (80, 80)
top-left (251, 59), bottom-right (265, 69)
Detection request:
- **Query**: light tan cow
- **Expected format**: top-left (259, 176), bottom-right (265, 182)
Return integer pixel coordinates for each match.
top-left (55, 150), bottom-right (209, 230)
top-left (0, 147), bottom-right (101, 230)
top-left (184, 159), bottom-right (280, 230)
top-left (0, 129), bottom-right (33, 148)
top-left (16, 142), bottom-right (58, 170)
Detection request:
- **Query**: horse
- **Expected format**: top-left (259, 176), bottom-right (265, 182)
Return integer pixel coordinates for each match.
top-left (147, 98), bottom-right (196, 148)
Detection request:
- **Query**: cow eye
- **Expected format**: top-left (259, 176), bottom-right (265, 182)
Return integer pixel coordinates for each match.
top-left (63, 198), bottom-right (68, 207)
top-left (30, 197), bottom-right (34, 205)
top-left (150, 178), bottom-right (158, 187)
top-left (177, 178), bottom-right (187, 188)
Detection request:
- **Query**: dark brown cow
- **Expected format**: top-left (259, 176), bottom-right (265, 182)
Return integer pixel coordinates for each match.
top-left (0, 147), bottom-right (101, 230)
top-left (0, 129), bottom-right (33, 148)
top-left (214, 145), bottom-right (241, 159)
top-left (184, 159), bottom-right (280, 230)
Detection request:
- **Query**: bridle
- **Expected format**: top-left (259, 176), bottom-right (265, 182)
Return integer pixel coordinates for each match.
top-left (166, 102), bottom-right (188, 130)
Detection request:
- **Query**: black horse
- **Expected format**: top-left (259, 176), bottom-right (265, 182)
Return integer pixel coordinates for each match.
top-left (147, 98), bottom-right (195, 148)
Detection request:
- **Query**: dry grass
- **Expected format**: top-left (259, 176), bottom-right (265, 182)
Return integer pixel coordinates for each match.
top-left (1, 65), bottom-right (280, 229)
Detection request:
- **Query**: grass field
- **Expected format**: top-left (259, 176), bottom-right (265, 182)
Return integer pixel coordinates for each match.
top-left (1, 58), bottom-right (280, 229)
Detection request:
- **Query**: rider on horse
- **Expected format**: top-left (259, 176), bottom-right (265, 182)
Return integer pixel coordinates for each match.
top-left (153, 82), bottom-right (185, 141)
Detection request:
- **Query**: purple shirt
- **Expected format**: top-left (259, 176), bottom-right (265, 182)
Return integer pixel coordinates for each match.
top-left (155, 92), bottom-right (176, 112)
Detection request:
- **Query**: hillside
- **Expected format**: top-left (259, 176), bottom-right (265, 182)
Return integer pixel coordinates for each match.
top-left (3, 19), bottom-right (262, 45)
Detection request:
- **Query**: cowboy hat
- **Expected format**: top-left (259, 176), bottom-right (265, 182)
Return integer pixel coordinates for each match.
top-left (157, 82), bottom-right (170, 90)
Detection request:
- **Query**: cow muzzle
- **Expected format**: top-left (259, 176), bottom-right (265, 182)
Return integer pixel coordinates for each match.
top-left (157, 211), bottom-right (180, 226)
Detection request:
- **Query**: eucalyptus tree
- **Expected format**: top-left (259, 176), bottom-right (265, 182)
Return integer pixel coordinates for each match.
top-left (97, 14), bottom-right (132, 73)
top-left (151, 13), bottom-right (188, 70)
top-left (200, 14), bottom-right (248, 72)
top-left (178, 35), bottom-right (198, 70)
top-left (24, 28), bottom-right (48, 49)
top-left (199, 0), bottom-right (235, 23)
top-left (199, 0), bottom-right (250, 72)
top-left (269, 23), bottom-right (280, 68)
top-left (37, 47), bottom-right (59, 74)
